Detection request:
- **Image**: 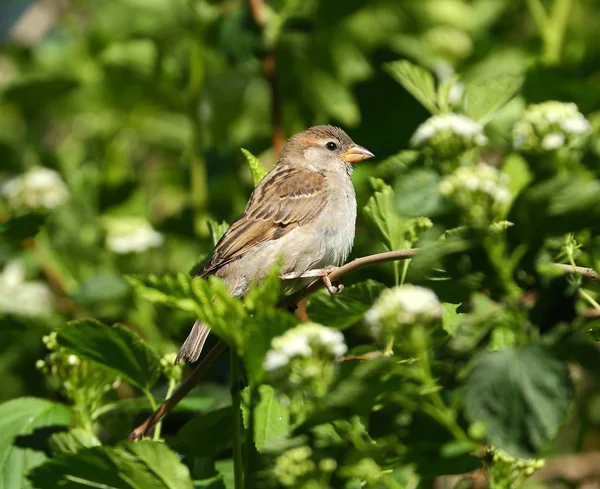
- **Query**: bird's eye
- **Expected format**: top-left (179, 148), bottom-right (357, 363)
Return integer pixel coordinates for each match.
top-left (326, 141), bottom-right (338, 151)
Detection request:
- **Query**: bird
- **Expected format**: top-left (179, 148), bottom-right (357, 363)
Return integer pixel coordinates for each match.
top-left (176, 125), bottom-right (374, 364)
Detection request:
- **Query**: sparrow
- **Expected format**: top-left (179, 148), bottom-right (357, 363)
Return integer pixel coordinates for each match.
top-left (176, 125), bottom-right (374, 363)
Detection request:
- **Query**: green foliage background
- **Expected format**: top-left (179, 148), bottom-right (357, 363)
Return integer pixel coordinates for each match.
top-left (1, 0), bottom-right (600, 488)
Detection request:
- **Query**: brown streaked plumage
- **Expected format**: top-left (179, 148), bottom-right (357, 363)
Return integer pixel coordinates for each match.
top-left (176, 125), bottom-right (373, 364)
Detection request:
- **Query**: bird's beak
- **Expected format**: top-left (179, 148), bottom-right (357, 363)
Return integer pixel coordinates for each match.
top-left (341, 145), bottom-right (375, 163)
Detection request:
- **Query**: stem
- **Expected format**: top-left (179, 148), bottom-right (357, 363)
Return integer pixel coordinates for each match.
top-left (545, 0), bottom-right (572, 65)
top-left (244, 385), bottom-right (258, 489)
top-left (129, 341), bottom-right (228, 441)
top-left (230, 349), bottom-right (244, 489)
top-left (580, 289), bottom-right (600, 311)
top-left (248, 0), bottom-right (285, 155)
top-left (400, 259), bottom-right (411, 286)
top-left (526, 0), bottom-right (572, 65)
top-left (414, 327), bottom-right (469, 442)
top-left (142, 389), bottom-right (160, 441)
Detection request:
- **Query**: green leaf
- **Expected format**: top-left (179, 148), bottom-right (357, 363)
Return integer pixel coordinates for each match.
top-left (207, 220), bottom-right (229, 247)
top-left (241, 309), bottom-right (298, 385)
top-left (241, 149), bottom-right (267, 187)
top-left (169, 407), bottom-right (233, 457)
top-left (0, 398), bottom-right (71, 489)
top-left (126, 273), bottom-right (205, 316)
top-left (0, 214), bottom-right (47, 242)
top-left (394, 168), bottom-right (446, 218)
top-left (215, 460), bottom-right (234, 489)
top-left (385, 60), bottom-right (438, 114)
top-left (57, 319), bottom-right (162, 390)
top-left (308, 280), bottom-right (385, 330)
top-left (250, 385), bottom-right (290, 451)
top-left (502, 153), bottom-right (532, 203)
top-left (49, 429), bottom-right (101, 455)
top-left (363, 180), bottom-right (411, 251)
top-left (28, 441), bottom-right (194, 489)
top-left (441, 302), bottom-right (462, 336)
top-left (464, 344), bottom-right (572, 458)
top-left (463, 74), bottom-right (524, 123)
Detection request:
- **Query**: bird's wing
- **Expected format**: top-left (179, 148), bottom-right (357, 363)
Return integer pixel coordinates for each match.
top-left (198, 167), bottom-right (327, 277)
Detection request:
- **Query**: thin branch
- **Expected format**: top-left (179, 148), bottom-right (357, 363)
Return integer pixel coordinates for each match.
top-left (553, 263), bottom-right (598, 280)
top-left (128, 249), bottom-right (599, 438)
top-left (248, 0), bottom-right (285, 155)
top-left (280, 248), bottom-right (419, 306)
top-left (129, 340), bottom-right (228, 441)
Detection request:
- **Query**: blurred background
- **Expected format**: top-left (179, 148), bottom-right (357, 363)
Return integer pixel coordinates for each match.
top-left (1, 0), bottom-right (599, 413)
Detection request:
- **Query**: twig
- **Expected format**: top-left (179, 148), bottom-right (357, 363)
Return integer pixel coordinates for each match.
top-left (128, 249), bottom-right (598, 438)
top-left (280, 248), bottom-right (419, 306)
top-left (553, 263), bottom-right (598, 280)
top-left (248, 0), bottom-right (285, 155)
top-left (128, 340), bottom-right (228, 441)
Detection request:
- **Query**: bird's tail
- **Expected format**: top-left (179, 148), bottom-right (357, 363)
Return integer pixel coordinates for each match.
top-left (175, 320), bottom-right (211, 364)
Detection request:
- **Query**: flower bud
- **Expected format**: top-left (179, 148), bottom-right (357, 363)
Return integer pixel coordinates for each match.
top-left (264, 323), bottom-right (347, 398)
top-left (513, 101), bottom-right (591, 153)
top-left (411, 113), bottom-right (487, 160)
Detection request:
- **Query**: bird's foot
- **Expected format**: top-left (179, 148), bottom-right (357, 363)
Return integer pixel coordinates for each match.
top-left (281, 267), bottom-right (343, 295)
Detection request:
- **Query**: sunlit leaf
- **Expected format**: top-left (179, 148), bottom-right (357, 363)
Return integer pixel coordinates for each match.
top-left (57, 319), bottom-right (162, 390)
top-left (241, 148), bottom-right (268, 187)
top-left (385, 60), bottom-right (438, 114)
top-left (463, 74), bottom-right (524, 123)
top-left (0, 398), bottom-right (71, 489)
top-left (28, 441), bottom-right (194, 489)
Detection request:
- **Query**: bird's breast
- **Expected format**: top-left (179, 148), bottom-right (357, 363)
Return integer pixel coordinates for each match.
top-left (313, 177), bottom-right (357, 267)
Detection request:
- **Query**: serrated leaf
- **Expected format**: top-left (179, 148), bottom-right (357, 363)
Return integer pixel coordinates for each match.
top-left (463, 74), bottom-right (524, 123)
top-left (57, 319), bottom-right (162, 390)
top-left (363, 180), bottom-right (411, 251)
top-left (0, 213), bottom-right (47, 242)
top-left (385, 60), bottom-right (438, 114)
top-left (308, 280), bottom-right (385, 330)
top-left (49, 429), bottom-right (101, 455)
top-left (241, 149), bottom-right (267, 187)
top-left (126, 273), bottom-right (204, 316)
top-left (0, 398), bottom-right (71, 489)
top-left (464, 344), bottom-right (572, 458)
top-left (28, 441), bottom-right (193, 489)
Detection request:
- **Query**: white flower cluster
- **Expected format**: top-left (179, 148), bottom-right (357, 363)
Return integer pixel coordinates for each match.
top-left (364, 285), bottom-right (443, 338)
top-left (439, 163), bottom-right (512, 206)
top-left (1, 167), bottom-right (69, 211)
top-left (104, 217), bottom-right (164, 254)
top-left (410, 113), bottom-right (488, 158)
top-left (513, 101), bottom-right (591, 152)
top-left (264, 323), bottom-right (347, 372)
top-left (0, 260), bottom-right (54, 316)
